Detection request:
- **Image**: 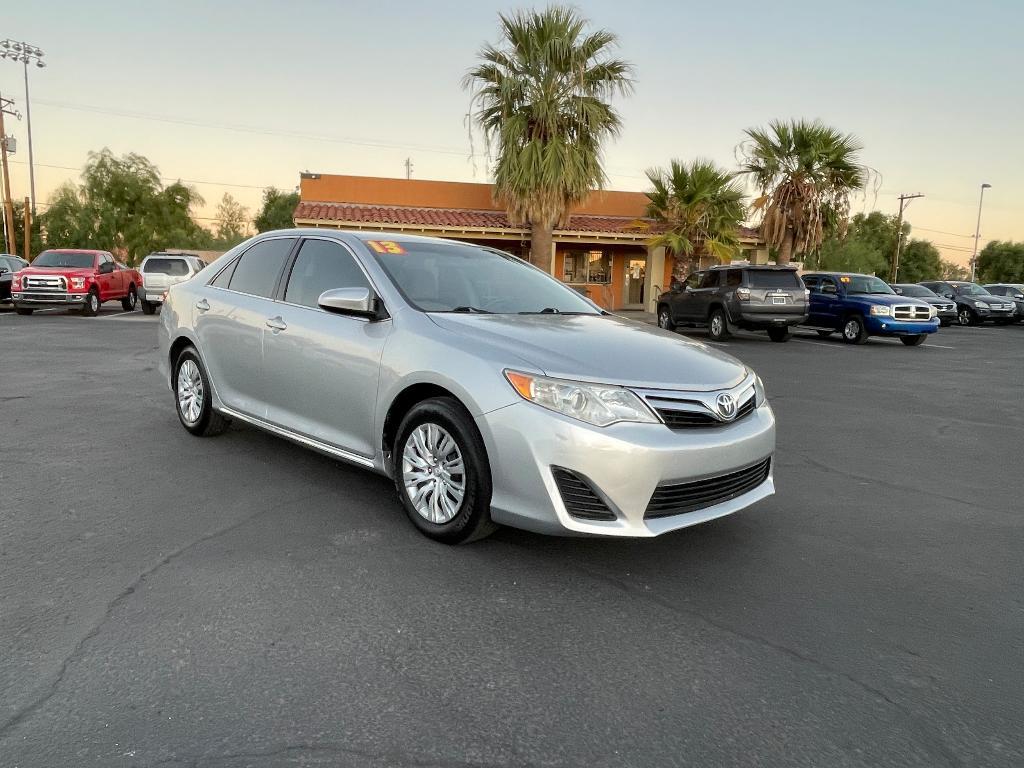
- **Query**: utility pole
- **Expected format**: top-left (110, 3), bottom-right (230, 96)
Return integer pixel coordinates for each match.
top-left (23, 196), bottom-right (30, 260)
top-left (969, 183), bottom-right (991, 282)
top-left (404, 157), bottom-right (413, 180)
top-left (0, 93), bottom-right (18, 256)
top-left (891, 193), bottom-right (924, 282)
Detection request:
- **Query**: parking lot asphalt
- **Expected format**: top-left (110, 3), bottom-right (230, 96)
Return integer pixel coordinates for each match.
top-left (1, 306), bottom-right (1022, 767)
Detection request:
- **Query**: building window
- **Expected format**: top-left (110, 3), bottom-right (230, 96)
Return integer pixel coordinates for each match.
top-left (563, 250), bottom-right (611, 284)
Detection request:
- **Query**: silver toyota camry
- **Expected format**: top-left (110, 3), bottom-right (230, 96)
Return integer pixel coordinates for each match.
top-left (158, 230), bottom-right (775, 543)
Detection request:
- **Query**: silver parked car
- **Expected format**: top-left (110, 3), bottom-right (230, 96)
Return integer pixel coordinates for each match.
top-left (158, 230), bottom-right (776, 543)
top-left (139, 253), bottom-right (208, 314)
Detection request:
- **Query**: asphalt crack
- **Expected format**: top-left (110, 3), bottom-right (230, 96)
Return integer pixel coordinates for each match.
top-left (0, 489), bottom-right (332, 741)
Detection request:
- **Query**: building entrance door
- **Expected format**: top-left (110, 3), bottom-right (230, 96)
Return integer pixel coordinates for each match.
top-left (623, 257), bottom-right (646, 309)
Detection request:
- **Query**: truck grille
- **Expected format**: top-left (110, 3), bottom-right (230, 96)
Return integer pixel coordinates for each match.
top-left (551, 467), bottom-right (616, 521)
top-left (645, 458), bottom-right (771, 519)
top-left (24, 275), bottom-right (67, 292)
top-left (655, 395), bottom-right (755, 429)
top-left (893, 304), bottom-right (931, 321)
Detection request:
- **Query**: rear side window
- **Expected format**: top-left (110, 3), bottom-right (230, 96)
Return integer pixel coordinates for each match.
top-left (801, 275), bottom-right (819, 290)
top-left (284, 239), bottom-right (370, 309)
top-left (144, 258), bottom-right (191, 276)
top-left (227, 238), bottom-right (295, 298)
top-left (725, 269), bottom-right (742, 287)
top-left (747, 270), bottom-right (802, 289)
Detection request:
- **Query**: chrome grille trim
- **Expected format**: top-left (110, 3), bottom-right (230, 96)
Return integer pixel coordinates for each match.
top-left (892, 304), bottom-right (932, 321)
top-left (633, 374), bottom-right (758, 429)
top-left (24, 275), bottom-right (67, 291)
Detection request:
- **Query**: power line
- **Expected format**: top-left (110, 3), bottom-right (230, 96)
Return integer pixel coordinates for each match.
top-left (8, 158), bottom-right (284, 191)
top-left (911, 226), bottom-right (973, 239)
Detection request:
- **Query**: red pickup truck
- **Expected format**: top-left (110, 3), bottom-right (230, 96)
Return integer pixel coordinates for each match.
top-left (12, 249), bottom-right (142, 316)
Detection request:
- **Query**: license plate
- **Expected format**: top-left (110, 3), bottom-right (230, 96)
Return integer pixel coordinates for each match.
top-left (772, 295), bottom-right (786, 305)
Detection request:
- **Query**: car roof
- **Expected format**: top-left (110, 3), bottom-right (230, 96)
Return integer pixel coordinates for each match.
top-left (44, 248), bottom-right (108, 254)
top-left (802, 271), bottom-right (875, 279)
top-left (706, 264), bottom-right (797, 271)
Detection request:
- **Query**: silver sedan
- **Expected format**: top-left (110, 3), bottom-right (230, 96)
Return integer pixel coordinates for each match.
top-left (158, 230), bottom-right (775, 543)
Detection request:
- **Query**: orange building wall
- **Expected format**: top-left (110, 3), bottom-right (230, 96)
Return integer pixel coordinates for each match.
top-left (301, 173), bottom-right (649, 218)
top-left (553, 248), bottom-right (631, 310)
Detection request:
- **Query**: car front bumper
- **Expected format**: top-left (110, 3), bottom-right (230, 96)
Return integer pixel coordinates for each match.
top-left (864, 316), bottom-right (939, 335)
top-left (12, 291), bottom-right (88, 306)
top-left (476, 400), bottom-right (775, 537)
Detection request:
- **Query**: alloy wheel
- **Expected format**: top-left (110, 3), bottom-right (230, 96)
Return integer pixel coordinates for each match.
top-left (658, 310), bottom-right (669, 328)
top-left (958, 308), bottom-right (972, 326)
top-left (402, 423), bottom-right (466, 524)
top-left (89, 293), bottom-right (99, 314)
top-left (844, 320), bottom-right (858, 340)
top-left (176, 359), bottom-right (204, 425)
top-left (711, 315), bottom-right (723, 336)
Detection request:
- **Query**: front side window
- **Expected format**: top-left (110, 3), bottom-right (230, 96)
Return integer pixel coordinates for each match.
top-left (285, 239), bottom-right (370, 309)
top-left (563, 250), bottom-right (611, 284)
top-left (367, 239), bottom-right (599, 314)
top-left (32, 251), bottom-right (97, 269)
top-left (227, 238), bottom-right (295, 298)
top-left (819, 277), bottom-right (839, 293)
top-left (698, 271), bottom-right (719, 289)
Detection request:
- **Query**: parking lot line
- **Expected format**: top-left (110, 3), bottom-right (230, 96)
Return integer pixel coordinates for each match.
top-left (791, 339), bottom-right (845, 349)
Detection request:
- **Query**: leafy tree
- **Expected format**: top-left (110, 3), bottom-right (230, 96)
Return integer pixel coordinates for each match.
top-left (464, 5), bottom-right (633, 271)
top-left (643, 159), bottom-right (746, 278)
top-left (977, 240), bottom-right (1024, 283)
top-left (214, 192), bottom-right (249, 247)
top-left (897, 239), bottom-right (942, 283)
top-left (940, 260), bottom-right (969, 280)
top-left (7, 199), bottom-right (45, 258)
top-left (813, 212), bottom-right (902, 274)
top-left (739, 119), bottom-right (868, 264)
top-left (38, 149), bottom-right (211, 265)
top-left (254, 187), bottom-right (300, 232)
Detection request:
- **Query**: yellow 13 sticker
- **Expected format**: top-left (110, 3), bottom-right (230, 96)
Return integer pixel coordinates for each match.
top-left (366, 240), bottom-right (406, 254)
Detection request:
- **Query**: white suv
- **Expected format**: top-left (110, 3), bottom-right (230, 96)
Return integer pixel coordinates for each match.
top-left (139, 253), bottom-right (208, 314)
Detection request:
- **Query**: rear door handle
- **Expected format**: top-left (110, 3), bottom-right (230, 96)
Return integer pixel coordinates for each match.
top-left (265, 316), bottom-right (287, 331)
top-left (195, 299), bottom-right (210, 312)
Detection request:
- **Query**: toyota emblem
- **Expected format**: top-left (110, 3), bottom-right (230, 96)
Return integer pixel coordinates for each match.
top-left (716, 392), bottom-right (737, 420)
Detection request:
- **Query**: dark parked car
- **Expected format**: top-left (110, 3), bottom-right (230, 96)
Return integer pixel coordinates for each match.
top-left (0, 254), bottom-right (29, 305)
top-left (919, 280), bottom-right (1016, 325)
top-left (890, 283), bottom-right (958, 326)
top-left (657, 264), bottom-right (808, 342)
top-left (982, 284), bottom-right (1024, 322)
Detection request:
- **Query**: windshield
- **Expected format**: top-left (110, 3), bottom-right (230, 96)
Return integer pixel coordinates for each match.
top-left (33, 251), bottom-right (96, 269)
top-left (747, 270), bottom-right (802, 289)
top-left (844, 275), bottom-right (894, 295)
top-left (365, 239), bottom-right (601, 314)
top-left (956, 283), bottom-right (990, 296)
top-left (894, 284), bottom-right (935, 298)
top-left (144, 257), bottom-right (191, 276)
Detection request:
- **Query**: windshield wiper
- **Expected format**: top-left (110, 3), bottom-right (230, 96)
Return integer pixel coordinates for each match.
top-left (449, 305), bottom-right (493, 314)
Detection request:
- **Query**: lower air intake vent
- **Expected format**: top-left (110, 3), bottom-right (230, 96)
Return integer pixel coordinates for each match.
top-left (551, 467), bottom-right (616, 521)
top-left (645, 458), bottom-right (771, 519)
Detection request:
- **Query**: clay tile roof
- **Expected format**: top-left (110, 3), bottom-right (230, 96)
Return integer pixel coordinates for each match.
top-left (293, 201), bottom-right (761, 241)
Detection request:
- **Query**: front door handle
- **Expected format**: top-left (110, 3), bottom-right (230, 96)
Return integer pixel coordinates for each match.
top-left (265, 316), bottom-right (287, 331)
top-left (195, 299), bottom-right (210, 312)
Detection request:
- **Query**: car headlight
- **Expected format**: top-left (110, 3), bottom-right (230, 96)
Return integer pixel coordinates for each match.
top-left (869, 305), bottom-right (891, 316)
top-left (504, 370), bottom-right (658, 427)
top-left (70, 277), bottom-right (86, 289)
top-left (753, 374), bottom-right (767, 407)
top-left (928, 306), bottom-right (937, 318)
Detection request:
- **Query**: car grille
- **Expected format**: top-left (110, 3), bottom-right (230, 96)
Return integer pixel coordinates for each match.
top-left (936, 303), bottom-right (955, 312)
top-left (645, 458), bottom-right (771, 519)
top-left (893, 304), bottom-right (932, 321)
top-left (988, 303), bottom-right (1013, 312)
top-left (551, 467), bottom-right (616, 521)
top-left (24, 275), bottom-right (67, 291)
top-left (655, 394), bottom-right (755, 429)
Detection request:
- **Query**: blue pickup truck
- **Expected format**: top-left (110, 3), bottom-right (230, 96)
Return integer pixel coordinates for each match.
top-left (800, 272), bottom-right (939, 346)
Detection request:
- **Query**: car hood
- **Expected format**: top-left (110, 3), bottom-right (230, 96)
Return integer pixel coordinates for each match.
top-left (428, 313), bottom-right (748, 391)
top-left (920, 297), bottom-right (954, 306)
top-left (17, 266), bottom-right (95, 277)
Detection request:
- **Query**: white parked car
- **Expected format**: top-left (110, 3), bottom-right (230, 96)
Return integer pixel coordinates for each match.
top-left (139, 253), bottom-right (208, 314)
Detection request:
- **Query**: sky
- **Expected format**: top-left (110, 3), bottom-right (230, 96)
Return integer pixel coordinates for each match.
top-left (2, 0), bottom-right (1022, 265)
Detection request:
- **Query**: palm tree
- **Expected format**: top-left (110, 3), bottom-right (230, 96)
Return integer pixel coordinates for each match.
top-left (464, 6), bottom-right (633, 271)
top-left (643, 159), bottom-right (746, 279)
top-left (739, 119), bottom-right (868, 265)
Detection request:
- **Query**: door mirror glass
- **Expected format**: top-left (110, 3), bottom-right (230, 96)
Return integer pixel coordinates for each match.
top-left (318, 287), bottom-right (376, 318)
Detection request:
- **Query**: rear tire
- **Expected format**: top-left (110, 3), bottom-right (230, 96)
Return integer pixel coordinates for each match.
top-left (141, 299), bottom-right (156, 315)
top-left (707, 307), bottom-right (731, 342)
top-left (121, 285), bottom-right (138, 312)
top-left (173, 347), bottom-right (230, 437)
top-left (767, 327), bottom-right (791, 343)
top-left (900, 334), bottom-right (927, 346)
top-left (81, 289), bottom-right (101, 317)
top-left (15, 307), bottom-right (33, 316)
top-left (393, 397), bottom-right (495, 544)
top-left (656, 305), bottom-right (675, 331)
top-left (841, 315), bottom-right (868, 345)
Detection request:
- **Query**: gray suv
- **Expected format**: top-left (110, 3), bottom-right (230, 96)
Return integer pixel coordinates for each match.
top-left (657, 265), bottom-right (808, 342)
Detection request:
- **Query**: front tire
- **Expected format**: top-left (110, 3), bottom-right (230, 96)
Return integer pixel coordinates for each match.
top-left (81, 289), bottom-right (101, 317)
top-left (767, 327), bottom-right (791, 343)
top-left (841, 315), bottom-right (868, 344)
top-left (121, 285), bottom-right (138, 312)
top-left (707, 307), bottom-right (731, 342)
top-left (900, 334), bottom-right (927, 346)
top-left (958, 306), bottom-right (977, 326)
top-left (656, 305), bottom-right (675, 331)
top-left (393, 397), bottom-right (495, 544)
top-left (174, 347), bottom-right (230, 437)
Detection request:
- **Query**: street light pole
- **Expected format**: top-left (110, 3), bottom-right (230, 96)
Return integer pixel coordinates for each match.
top-left (0, 40), bottom-right (45, 215)
top-left (969, 183), bottom-right (991, 283)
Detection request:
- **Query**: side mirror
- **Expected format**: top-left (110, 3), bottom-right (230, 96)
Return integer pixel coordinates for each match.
top-left (821, 284), bottom-right (838, 295)
top-left (0, 266), bottom-right (9, 275)
top-left (1014, 293), bottom-right (1024, 300)
top-left (318, 287), bottom-right (379, 319)
top-left (98, 262), bottom-right (115, 274)
top-left (943, 292), bottom-right (954, 299)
